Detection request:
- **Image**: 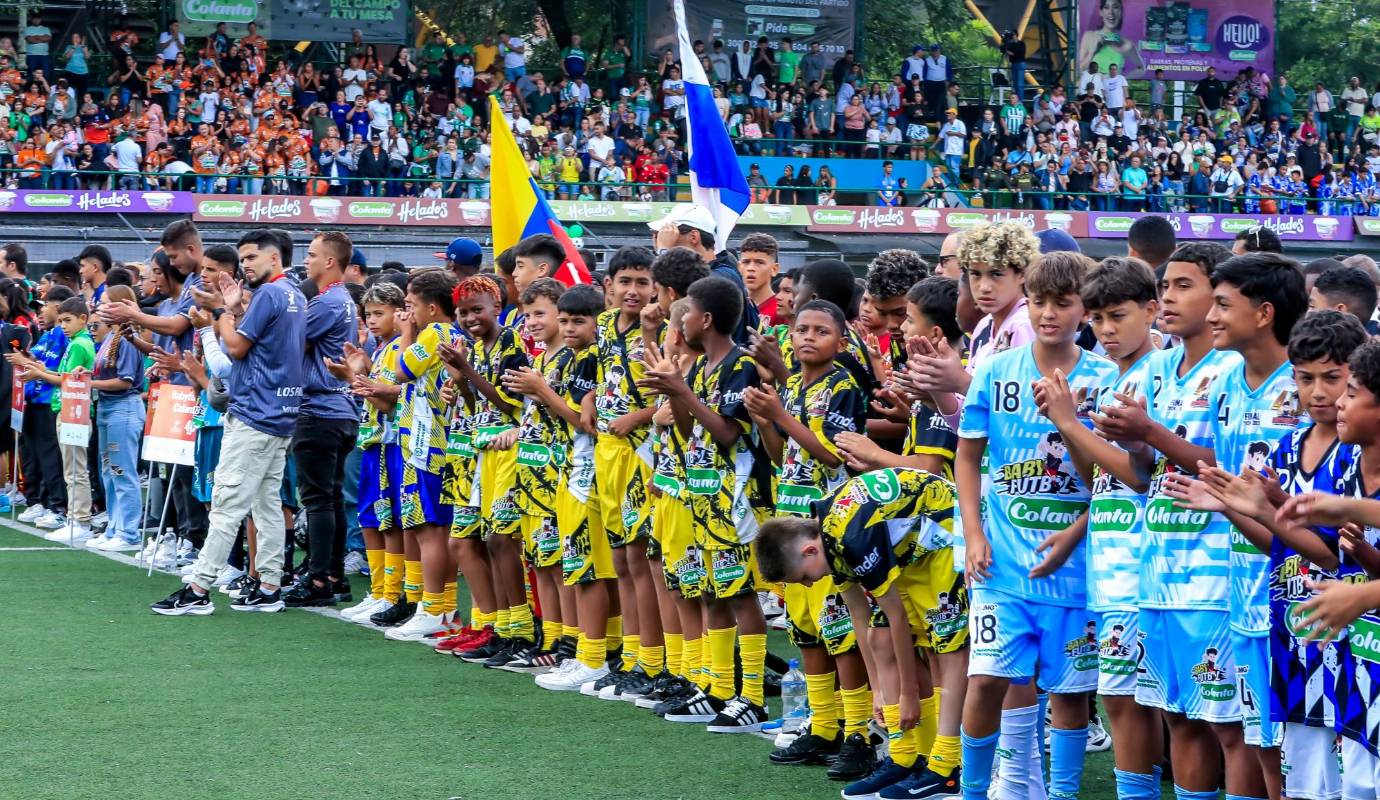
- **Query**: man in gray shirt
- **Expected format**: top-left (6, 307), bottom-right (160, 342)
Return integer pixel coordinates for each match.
top-left (709, 40), bottom-right (731, 85)
top-left (801, 42), bottom-right (829, 87)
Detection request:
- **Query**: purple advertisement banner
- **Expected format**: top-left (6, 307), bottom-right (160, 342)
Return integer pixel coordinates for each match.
top-left (1078, 0), bottom-right (1274, 81)
top-left (0, 190), bottom-right (193, 214)
top-left (1087, 212), bottom-right (1353, 242)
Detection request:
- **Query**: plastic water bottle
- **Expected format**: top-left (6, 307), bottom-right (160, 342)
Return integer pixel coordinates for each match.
top-left (781, 658), bottom-right (809, 733)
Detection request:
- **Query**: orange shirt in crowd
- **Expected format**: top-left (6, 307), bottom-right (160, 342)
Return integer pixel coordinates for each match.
top-left (191, 134), bottom-right (219, 173)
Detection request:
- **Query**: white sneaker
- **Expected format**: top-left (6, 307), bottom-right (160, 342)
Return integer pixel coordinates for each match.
top-left (35, 511), bottom-right (66, 529)
top-left (1086, 715), bottom-right (1112, 752)
top-left (384, 610), bottom-right (448, 642)
top-left (536, 662), bottom-right (608, 692)
top-left (340, 594), bottom-right (379, 621)
top-left (94, 535), bottom-right (141, 552)
top-left (758, 591), bottom-right (785, 619)
top-left (18, 504), bottom-right (47, 523)
top-left (46, 522), bottom-right (92, 543)
top-left (342, 551), bottom-right (367, 575)
top-left (180, 562), bottom-right (197, 576)
top-left (85, 533), bottom-right (113, 548)
top-left (212, 564), bottom-right (246, 588)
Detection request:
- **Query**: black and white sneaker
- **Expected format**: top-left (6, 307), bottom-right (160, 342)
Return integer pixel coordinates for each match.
top-left (662, 688), bottom-right (726, 723)
top-left (498, 641), bottom-right (550, 674)
top-left (484, 638), bottom-right (527, 669)
top-left (827, 732), bottom-right (879, 781)
top-left (600, 666), bottom-right (656, 702)
top-left (151, 585), bottom-right (215, 616)
top-left (370, 600), bottom-right (415, 627)
top-left (649, 677), bottom-right (699, 714)
top-left (635, 673), bottom-right (687, 710)
top-left (706, 696), bottom-right (768, 733)
top-left (769, 731), bottom-right (843, 765)
top-left (230, 585), bottom-right (285, 613)
top-left (459, 636), bottom-right (509, 664)
top-left (221, 574), bottom-right (256, 599)
top-left (282, 578), bottom-right (336, 608)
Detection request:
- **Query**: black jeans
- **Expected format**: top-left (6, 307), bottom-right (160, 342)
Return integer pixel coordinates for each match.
top-left (20, 403), bottom-right (66, 512)
top-left (291, 415), bottom-right (358, 582)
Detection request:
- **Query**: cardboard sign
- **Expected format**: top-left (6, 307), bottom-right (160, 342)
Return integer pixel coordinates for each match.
top-left (144, 383), bottom-right (161, 436)
top-left (10, 371), bottom-right (24, 432)
top-left (58, 373), bottom-right (92, 446)
top-left (141, 383), bottom-right (197, 466)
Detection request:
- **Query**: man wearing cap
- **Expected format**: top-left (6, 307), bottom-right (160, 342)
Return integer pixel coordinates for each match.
top-left (901, 45), bottom-right (926, 83)
top-left (922, 43), bottom-right (949, 121)
top-left (939, 107), bottom-right (966, 177)
top-left (345, 247), bottom-right (369, 285)
top-left (441, 237), bottom-right (483, 279)
top-left (649, 204), bottom-right (759, 343)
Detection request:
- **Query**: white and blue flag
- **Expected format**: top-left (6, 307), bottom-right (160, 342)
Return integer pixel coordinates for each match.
top-left (673, 0), bottom-right (751, 252)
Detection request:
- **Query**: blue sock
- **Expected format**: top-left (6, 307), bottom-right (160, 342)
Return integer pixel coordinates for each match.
top-left (1048, 726), bottom-right (1089, 800)
top-left (1114, 768), bottom-right (1159, 800)
top-left (1225, 795), bottom-right (1269, 800)
top-left (1173, 786), bottom-right (1218, 800)
top-left (961, 728), bottom-right (1001, 800)
top-left (1152, 765), bottom-right (1163, 800)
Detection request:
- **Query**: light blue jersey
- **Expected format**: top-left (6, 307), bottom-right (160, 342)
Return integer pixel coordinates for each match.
top-left (1088, 352), bottom-right (1153, 613)
top-left (959, 345), bottom-right (1119, 607)
top-left (1210, 358), bottom-right (1301, 636)
top-left (1140, 346), bottom-right (1242, 611)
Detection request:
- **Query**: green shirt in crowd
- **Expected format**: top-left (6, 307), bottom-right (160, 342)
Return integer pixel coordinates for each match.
top-left (52, 329), bottom-right (94, 413)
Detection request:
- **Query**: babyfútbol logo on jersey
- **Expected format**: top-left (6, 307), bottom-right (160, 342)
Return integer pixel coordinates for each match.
top-left (1063, 619), bottom-right (1100, 671)
top-left (1190, 647), bottom-right (1235, 701)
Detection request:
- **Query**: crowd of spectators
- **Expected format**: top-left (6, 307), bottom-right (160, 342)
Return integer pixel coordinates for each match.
top-left (0, 9), bottom-right (1379, 213)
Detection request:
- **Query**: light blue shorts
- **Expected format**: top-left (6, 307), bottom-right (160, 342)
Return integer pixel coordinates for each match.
top-left (967, 586), bottom-right (1098, 694)
top-left (1097, 609), bottom-right (1142, 696)
top-left (1136, 607), bottom-right (1243, 724)
top-left (1235, 630), bottom-right (1282, 747)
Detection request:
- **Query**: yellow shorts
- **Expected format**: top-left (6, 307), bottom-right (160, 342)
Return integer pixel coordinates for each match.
top-left (702, 541), bottom-right (761, 600)
top-left (443, 457), bottom-right (482, 539)
top-left (521, 513), bottom-right (561, 569)
top-left (656, 495), bottom-right (700, 598)
top-left (557, 474), bottom-right (614, 585)
top-left (870, 547), bottom-right (969, 654)
top-left (479, 446), bottom-right (520, 538)
top-left (594, 435), bottom-right (653, 548)
top-left (785, 577), bottom-right (858, 656)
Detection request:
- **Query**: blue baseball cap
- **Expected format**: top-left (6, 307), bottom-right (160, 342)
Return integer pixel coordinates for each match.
top-left (350, 246), bottom-right (367, 270)
top-left (438, 237), bottom-right (483, 268)
top-left (1036, 227), bottom-right (1081, 254)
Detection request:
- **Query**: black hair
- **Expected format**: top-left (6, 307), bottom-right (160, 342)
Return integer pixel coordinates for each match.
top-left (379, 270), bottom-right (409, 295)
top-left (203, 244), bottom-right (242, 280)
top-left (153, 250), bottom-right (184, 287)
top-left (739, 233), bottom-right (780, 259)
top-left (1314, 266), bottom-right (1379, 322)
top-left (519, 276), bottom-right (565, 307)
top-left (1126, 215), bottom-right (1177, 266)
top-left (1303, 257), bottom-right (1344, 277)
top-left (754, 516), bottom-right (822, 582)
top-left (57, 296), bottom-right (88, 317)
top-left (577, 248), bottom-right (598, 272)
top-left (771, 269), bottom-right (796, 293)
top-left (793, 299), bottom-right (847, 334)
top-left (344, 281), bottom-right (366, 313)
top-left (687, 275), bottom-right (743, 335)
top-left (52, 259), bottom-right (79, 284)
top-left (607, 245), bottom-right (655, 279)
top-left (907, 276), bottom-right (962, 343)
top-left (1167, 241), bottom-right (1233, 277)
top-left (1210, 253), bottom-right (1308, 346)
top-left (513, 235), bottom-right (565, 272)
top-left (406, 268), bottom-right (459, 317)
top-left (495, 246), bottom-right (517, 276)
top-left (797, 259), bottom-right (856, 315)
top-left (651, 246), bottom-right (710, 298)
top-left (866, 249), bottom-right (931, 300)
top-left (238, 229), bottom-right (290, 264)
top-left (1234, 226), bottom-right (1283, 254)
top-left (1349, 339), bottom-right (1380, 400)
top-left (1, 242), bottom-right (26, 274)
top-left (44, 286), bottom-right (74, 303)
top-left (105, 267), bottom-right (134, 287)
top-left (1081, 257), bottom-right (1158, 311)
top-left (78, 244), bottom-right (112, 274)
top-left (557, 283), bottom-right (604, 317)
top-left (160, 218), bottom-right (200, 249)
top-left (381, 260), bottom-right (406, 274)
top-left (1288, 309), bottom-right (1368, 366)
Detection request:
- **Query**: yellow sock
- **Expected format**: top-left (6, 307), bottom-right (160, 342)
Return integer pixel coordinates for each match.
top-left (442, 581), bottom-right (457, 616)
top-left (664, 633), bottom-right (684, 676)
top-left (841, 685), bottom-right (873, 737)
top-left (605, 615), bottom-right (624, 651)
top-left (884, 704), bottom-right (920, 768)
top-left (365, 548), bottom-right (385, 597)
top-left (918, 693), bottom-right (940, 754)
top-left (562, 623), bottom-right (580, 641)
top-left (638, 643), bottom-right (665, 674)
top-left (421, 591), bottom-right (443, 616)
top-left (577, 633), bottom-right (606, 669)
top-left (835, 689), bottom-right (845, 729)
top-left (682, 636), bottom-right (705, 685)
top-left (929, 734), bottom-right (963, 777)
top-left (474, 607), bottom-right (497, 628)
top-left (739, 633), bottom-right (767, 705)
top-left (621, 634), bottom-right (641, 672)
top-left (509, 604), bottom-right (535, 640)
top-left (706, 627), bottom-right (738, 700)
top-left (495, 607), bottom-right (512, 638)
top-left (542, 618), bottom-right (561, 647)
top-left (382, 552), bottom-right (403, 602)
top-left (806, 672), bottom-right (840, 739)
top-left (402, 560), bottom-right (422, 603)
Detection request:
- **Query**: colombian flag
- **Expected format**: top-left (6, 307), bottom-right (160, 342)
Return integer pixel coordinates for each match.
top-left (488, 95), bottom-right (592, 286)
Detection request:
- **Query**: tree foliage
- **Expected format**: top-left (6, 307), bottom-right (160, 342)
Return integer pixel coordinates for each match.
top-left (1276, 0), bottom-right (1380, 89)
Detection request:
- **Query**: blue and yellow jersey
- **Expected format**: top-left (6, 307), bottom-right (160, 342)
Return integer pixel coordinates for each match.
top-left (393, 322), bottom-right (458, 474)
top-left (470, 326), bottom-right (529, 448)
top-left (775, 365), bottom-right (865, 516)
top-left (357, 336), bottom-right (401, 449)
top-left (814, 468), bottom-right (957, 596)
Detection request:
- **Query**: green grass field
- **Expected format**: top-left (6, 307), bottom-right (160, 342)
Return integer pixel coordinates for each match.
top-left (1, 520), bottom-right (1124, 800)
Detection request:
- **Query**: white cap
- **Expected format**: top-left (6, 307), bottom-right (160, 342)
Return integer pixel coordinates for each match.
top-left (647, 204), bottom-right (717, 238)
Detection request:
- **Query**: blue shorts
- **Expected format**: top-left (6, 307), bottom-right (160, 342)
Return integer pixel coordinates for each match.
top-left (967, 586), bottom-right (1098, 694)
top-left (357, 445), bottom-right (400, 531)
top-left (751, 96), bottom-right (768, 109)
top-left (1097, 609), bottom-right (1143, 697)
top-left (1136, 607), bottom-right (1243, 724)
top-left (1235, 630), bottom-right (1282, 747)
top-left (192, 426), bottom-right (223, 503)
top-left (399, 461), bottom-right (453, 530)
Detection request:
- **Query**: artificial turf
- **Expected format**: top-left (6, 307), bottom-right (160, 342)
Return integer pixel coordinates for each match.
top-left (0, 521), bottom-right (1122, 800)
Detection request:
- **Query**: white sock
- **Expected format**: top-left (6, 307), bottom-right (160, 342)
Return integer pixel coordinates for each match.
top-left (992, 704), bottom-right (1045, 800)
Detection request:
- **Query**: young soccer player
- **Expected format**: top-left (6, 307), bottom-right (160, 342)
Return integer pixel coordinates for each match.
top-left (1308, 266), bottom-right (1377, 328)
top-left (956, 252), bottom-right (1119, 800)
top-left (737, 233), bottom-right (781, 326)
top-left (1032, 257), bottom-right (1163, 800)
top-left (743, 299), bottom-right (874, 777)
top-left (445, 275), bottom-right (532, 666)
top-left (755, 467), bottom-right (961, 796)
top-left (511, 234), bottom-right (564, 296)
top-left (773, 270), bottom-right (796, 330)
top-left (376, 269), bottom-right (459, 640)
top-left (639, 275), bottom-right (772, 732)
top-left (534, 284), bottom-right (611, 691)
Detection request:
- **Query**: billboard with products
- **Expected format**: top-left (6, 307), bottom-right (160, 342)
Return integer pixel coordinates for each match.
top-left (1078, 0), bottom-right (1274, 81)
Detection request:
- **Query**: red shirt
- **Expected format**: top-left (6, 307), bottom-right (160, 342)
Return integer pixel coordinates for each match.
top-left (756, 295), bottom-right (781, 327)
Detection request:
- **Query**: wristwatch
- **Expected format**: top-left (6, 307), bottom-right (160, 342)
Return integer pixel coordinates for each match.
top-left (212, 307), bottom-right (227, 320)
